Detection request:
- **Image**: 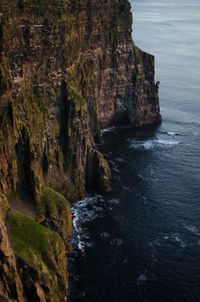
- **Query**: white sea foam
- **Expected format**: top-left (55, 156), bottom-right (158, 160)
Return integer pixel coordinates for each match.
top-left (171, 234), bottom-right (181, 242)
top-left (72, 209), bottom-right (80, 233)
top-left (157, 139), bottom-right (179, 146)
top-left (77, 237), bottom-right (93, 251)
top-left (171, 233), bottom-right (186, 248)
top-left (142, 141), bottom-right (155, 150)
top-left (72, 195), bottom-right (106, 252)
top-left (101, 127), bottom-right (115, 135)
top-left (130, 140), bottom-right (154, 150)
top-left (167, 131), bottom-right (177, 136)
top-left (129, 138), bottom-right (180, 150)
top-left (185, 225), bottom-right (200, 235)
top-left (160, 130), bottom-right (180, 136)
top-left (108, 198), bottom-right (120, 205)
top-left (149, 233), bottom-right (186, 249)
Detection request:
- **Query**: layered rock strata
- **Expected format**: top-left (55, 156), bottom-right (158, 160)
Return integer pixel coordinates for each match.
top-left (0, 0), bottom-right (161, 301)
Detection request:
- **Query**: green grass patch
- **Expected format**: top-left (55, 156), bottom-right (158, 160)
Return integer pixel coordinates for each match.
top-left (7, 209), bottom-right (62, 275)
top-left (37, 186), bottom-right (70, 218)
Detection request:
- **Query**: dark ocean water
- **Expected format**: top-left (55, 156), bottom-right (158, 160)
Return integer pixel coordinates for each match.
top-left (68, 0), bottom-right (200, 301)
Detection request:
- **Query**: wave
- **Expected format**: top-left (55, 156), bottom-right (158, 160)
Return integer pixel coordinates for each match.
top-left (108, 198), bottom-right (120, 205)
top-left (71, 195), bottom-right (105, 252)
top-left (185, 225), bottom-right (200, 236)
top-left (101, 127), bottom-right (116, 135)
top-left (149, 233), bottom-right (186, 250)
top-left (72, 195), bottom-right (122, 252)
top-left (171, 233), bottom-right (186, 248)
top-left (129, 138), bottom-right (180, 150)
top-left (159, 130), bottom-right (181, 136)
top-left (157, 139), bottom-right (180, 146)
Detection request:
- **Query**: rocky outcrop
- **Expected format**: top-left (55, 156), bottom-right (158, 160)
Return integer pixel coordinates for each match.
top-left (0, 0), bottom-right (161, 300)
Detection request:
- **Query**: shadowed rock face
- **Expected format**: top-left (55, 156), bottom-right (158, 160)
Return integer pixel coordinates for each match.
top-left (0, 294), bottom-right (17, 302)
top-left (0, 0), bottom-right (161, 202)
top-left (0, 0), bottom-right (161, 301)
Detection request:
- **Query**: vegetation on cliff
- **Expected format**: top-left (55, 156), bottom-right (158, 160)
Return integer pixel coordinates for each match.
top-left (0, 0), bottom-right (161, 300)
top-left (7, 209), bottom-right (68, 302)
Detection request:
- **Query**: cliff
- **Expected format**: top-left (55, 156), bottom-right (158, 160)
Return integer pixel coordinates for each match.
top-left (0, 0), bottom-right (161, 301)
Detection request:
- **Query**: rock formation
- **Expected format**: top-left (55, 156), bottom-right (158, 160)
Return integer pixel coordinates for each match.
top-left (0, 0), bottom-right (161, 300)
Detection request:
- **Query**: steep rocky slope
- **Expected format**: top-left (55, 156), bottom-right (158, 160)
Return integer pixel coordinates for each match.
top-left (0, 0), bottom-right (161, 301)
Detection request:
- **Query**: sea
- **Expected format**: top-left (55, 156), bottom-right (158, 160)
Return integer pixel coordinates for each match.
top-left (68, 0), bottom-right (200, 301)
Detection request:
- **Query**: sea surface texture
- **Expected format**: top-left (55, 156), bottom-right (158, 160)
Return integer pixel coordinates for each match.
top-left (69, 0), bottom-right (200, 301)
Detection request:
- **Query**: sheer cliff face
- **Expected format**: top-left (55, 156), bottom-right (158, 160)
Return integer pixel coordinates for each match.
top-left (72, 0), bottom-right (161, 128)
top-left (0, 0), bottom-right (161, 202)
top-left (0, 0), bottom-right (161, 301)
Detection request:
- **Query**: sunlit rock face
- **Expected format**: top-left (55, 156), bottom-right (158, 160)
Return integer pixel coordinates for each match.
top-left (0, 0), bottom-right (161, 300)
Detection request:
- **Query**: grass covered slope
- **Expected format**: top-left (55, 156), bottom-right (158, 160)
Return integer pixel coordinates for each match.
top-left (7, 208), bottom-right (69, 302)
top-left (0, 0), bottom-right (160, 300)
top-left (4, 185), bottom-right (72, 301)
top-left (7, 210), bottom-right (64, 274)
top-left (38, 186), bottom-right (72, 252)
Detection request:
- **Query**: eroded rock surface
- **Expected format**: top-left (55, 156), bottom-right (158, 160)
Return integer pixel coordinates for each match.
top-left (0, 0), bottom-right (161, 300)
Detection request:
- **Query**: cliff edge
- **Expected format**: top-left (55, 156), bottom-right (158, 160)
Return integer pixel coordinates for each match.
top-left (0, 0), bottom-right (161, 301)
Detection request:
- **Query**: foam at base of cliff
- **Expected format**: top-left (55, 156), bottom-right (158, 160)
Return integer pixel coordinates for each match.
top-left (0, 0), bottom-right (161, 300)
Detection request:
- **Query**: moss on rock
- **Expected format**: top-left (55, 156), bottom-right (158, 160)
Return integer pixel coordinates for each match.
top-left (7, 209), bottom-right (64, 275)
top-left (86, 148), bottom-right (111, 193)
top-left (6, 209), bottom-right (68, 302)
top-left (37, 186), bottom-right (72, 252)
